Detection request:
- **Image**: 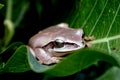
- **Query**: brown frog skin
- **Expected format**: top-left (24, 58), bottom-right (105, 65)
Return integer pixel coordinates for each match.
top-left (28, 23), bottom-right (86, 65)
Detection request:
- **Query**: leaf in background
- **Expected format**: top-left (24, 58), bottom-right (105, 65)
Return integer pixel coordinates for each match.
top-left (0, 3), bottom-right (4, 9)
top-left (0, 42), bottom-right (24, 73)
top-left (35, 0), bottom-right (42, 16)
top-left (0, 42), bottom-right (23, 54)
top-left (28, 0), bottom-right (120, 77)
top-left (0, 44), bottom-right (30, 73)
top-left (12, 0), bottom-right (29, 27)
top-left (96, 67), bottom-right (120, 80)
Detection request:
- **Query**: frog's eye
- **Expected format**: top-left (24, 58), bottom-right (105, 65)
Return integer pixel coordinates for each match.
top-left (82, 33), bottom-right (85, 38)
top-left (54, 39), bottom-right (64, 48)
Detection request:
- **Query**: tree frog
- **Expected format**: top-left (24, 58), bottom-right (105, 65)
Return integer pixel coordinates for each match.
top-left (28, 23), bottom-right (90, 65)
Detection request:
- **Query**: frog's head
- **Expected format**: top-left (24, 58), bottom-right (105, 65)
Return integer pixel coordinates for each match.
top-left (42, 23), bottom-right (85, 53)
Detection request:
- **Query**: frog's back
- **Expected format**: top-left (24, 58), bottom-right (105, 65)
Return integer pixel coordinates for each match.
top-left (28, 26), bottom-right (66, 48)
top-left (28, 23), bottom-right (83, 48)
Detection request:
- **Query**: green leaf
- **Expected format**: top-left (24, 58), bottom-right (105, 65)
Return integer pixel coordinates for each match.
top-left (0, 42), bottom-right (23, 54)
top-left (96, 67), bottom-right (120, 80)
top-left (45, 49), bottom-right (120, 76)
top-left (0, 42), bottom-right (23, 73)
top-left (0, 3), bottom-right (4, 9)
top-left (70, 0), bottom-right (120, 67)
top-left (28, 48), bottom-right (119, 76)
top-left (69, 0), bottom-right (120, 57)
top-left (0, 44), bottom-right (30, 73)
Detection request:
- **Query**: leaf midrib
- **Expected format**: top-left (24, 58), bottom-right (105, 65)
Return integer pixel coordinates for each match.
top-left (88, 34), bottom-right (120, 53)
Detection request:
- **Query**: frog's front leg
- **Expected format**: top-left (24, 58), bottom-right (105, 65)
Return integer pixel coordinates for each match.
top-left (29, 47), bottom-right (62, 65)
top-left (84, 36), bottom-right (94, 47)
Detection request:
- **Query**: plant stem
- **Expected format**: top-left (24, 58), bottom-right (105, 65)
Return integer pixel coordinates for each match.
top-left (3, 0), bottom-right (14, 46)
top-left (6, 0), bottom-right (12, 20)
top-left (3, 20), bottom-right (14, 46)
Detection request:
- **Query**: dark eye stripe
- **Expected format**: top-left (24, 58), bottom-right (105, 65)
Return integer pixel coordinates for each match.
top-left (82, 33), bottom-right (85, 38)
top-left (54, 41), bottom-right (64, 48)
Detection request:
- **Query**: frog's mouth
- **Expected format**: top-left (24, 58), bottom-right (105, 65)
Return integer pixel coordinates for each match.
top-left (43, 41), bottom-right (85, 52)
top-left (54, 42), bottom-right (85, 52)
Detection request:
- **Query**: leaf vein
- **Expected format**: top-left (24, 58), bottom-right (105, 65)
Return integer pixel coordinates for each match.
top-left (81, 0), bottom-right (98, 28)
top-left (89, 0), bottom-right (108, 36)
top-left (106, 3), bottom-right (120, 37)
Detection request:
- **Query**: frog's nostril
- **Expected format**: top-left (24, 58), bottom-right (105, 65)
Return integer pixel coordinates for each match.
top-left (82, 41), bottom-right (85, 45)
